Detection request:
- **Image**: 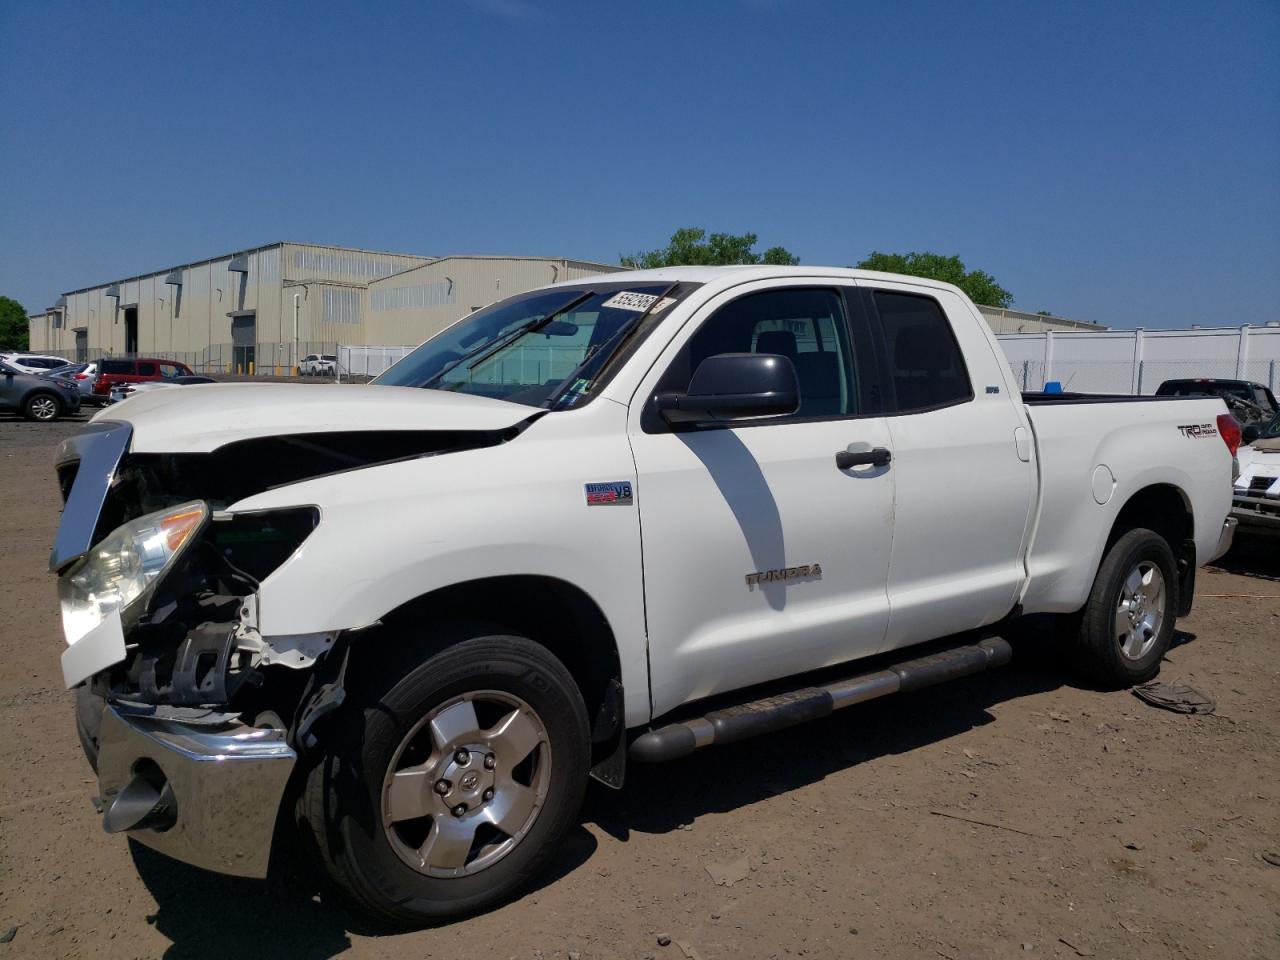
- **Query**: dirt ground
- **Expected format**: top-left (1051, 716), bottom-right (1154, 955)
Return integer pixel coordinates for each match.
top-left (2, 413), bottom-right (1277, 960)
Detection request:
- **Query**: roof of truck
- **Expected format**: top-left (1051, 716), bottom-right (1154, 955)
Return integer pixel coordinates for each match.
top-left (563, 265), bottom-right (967, 296)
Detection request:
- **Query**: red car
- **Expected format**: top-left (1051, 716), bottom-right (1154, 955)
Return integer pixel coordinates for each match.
top-left (93, 357), bottom-right (195, 402)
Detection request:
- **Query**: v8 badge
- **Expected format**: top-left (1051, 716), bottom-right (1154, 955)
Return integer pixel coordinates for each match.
top-left (585, 481), bottom-right (633, 506)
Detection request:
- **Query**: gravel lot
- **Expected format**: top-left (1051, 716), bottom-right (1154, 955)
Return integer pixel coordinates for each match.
top-left (1, 414), bottom-right (1277, 960)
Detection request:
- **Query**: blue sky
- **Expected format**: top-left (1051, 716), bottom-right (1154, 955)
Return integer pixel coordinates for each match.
top-left (1, 0), bottom-right (1276, 329)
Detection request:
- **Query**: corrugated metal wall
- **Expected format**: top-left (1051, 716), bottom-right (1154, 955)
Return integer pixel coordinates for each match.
top-left (363, 257), bottom-right (622, 346)
top-left (41, 244), bottom-right (435, 362)
top-left (281, 243), bottom-right (428, 285)
top-left (57, 246), bottom-right (285, 359)
top-left (978, 306), bottom-right (1104, 333)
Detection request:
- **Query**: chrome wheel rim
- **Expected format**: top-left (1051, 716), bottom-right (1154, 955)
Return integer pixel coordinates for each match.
top-left (1115, 560), bottom-right (1166, 660)
top-left (30, 397), bottom-right (57, 420)
top-left (381, 690), bottom-right (551, 878)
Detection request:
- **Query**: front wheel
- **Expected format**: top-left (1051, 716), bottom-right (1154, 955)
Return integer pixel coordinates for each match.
top-left (298, 632), bottom-right (590, 925)
top-left (24, 393), bottom-right (62, 421)
top-left (1073, 527), bottom-right (1178, 687)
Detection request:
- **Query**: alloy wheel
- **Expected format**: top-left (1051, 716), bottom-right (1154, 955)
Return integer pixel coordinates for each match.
top-left (380, 690), bottom-right (551, 878)
top-left (1114, 560), bottom-right (1166, 660)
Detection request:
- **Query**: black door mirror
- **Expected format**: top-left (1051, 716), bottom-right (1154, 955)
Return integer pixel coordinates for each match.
top-left (655, 353), bottom-right (800, 425)
top-left (1242, 424), bottom-right (1261, 445)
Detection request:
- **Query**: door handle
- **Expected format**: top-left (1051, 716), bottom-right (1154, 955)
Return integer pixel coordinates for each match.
top-left (835, 447), bottom-right (892, 469)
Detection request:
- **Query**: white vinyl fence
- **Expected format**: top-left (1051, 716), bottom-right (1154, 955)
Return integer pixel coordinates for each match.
top-left (345, 323), bottom-right (1280, 395)
top-left (338, 345), bottom-right (417, 378)
top-left (997, 324), bottom-right (1280, 395)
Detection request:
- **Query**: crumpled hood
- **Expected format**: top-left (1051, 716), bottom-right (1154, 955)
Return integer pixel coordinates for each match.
top-left (93, 382), bottom-right (537, 453)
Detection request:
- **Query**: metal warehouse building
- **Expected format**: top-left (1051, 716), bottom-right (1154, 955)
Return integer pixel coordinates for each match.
top-left (27, 242), bottom-right (619, 373)
top-left (27, 243), bottom-right (1103, 373)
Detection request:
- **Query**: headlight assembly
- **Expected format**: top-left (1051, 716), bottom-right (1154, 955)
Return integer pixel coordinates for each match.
top-left (59, 501), bottom-right (208, 644)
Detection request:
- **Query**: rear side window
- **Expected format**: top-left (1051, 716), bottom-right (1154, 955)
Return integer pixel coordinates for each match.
top-left (137, 362), bottom-right (157, 376)
top-left (100, 360), bottom-right (133, 375)
top-left (872, 291), bottom-right (972, 413)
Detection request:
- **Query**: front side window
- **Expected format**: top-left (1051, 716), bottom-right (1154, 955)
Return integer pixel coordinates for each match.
top-left (653, 288), bottom-right (858, 421)
top-left (872, 291), bottom-right (972, 413)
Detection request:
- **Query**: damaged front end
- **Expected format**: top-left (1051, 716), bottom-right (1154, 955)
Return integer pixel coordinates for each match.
top-left (53, 420), bottom-right (504, 877)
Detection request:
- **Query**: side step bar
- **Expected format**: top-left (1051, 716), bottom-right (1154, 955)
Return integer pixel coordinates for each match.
top-left (630, 636), bottom-right (1012, 763)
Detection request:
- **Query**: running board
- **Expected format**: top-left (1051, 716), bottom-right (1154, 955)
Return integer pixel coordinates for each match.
top-left (629, 636), bottom-right (1012, 763)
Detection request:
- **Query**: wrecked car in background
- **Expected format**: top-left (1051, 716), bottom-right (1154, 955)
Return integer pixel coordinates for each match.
top-left (1232, 412), bottom-right (1280, 536)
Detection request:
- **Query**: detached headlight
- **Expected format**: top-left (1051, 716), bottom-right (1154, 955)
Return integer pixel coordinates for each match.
top-left (59, 501), bottom-right (208, 644)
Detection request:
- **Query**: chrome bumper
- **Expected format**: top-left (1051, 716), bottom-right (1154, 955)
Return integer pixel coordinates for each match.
top-left (1209, 516), bottom-right (1239, 560)
top-left (96, 706), bottom-right (296, 878)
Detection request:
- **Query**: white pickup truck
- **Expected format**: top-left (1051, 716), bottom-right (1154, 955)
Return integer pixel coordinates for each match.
top-left (52, 266), bottom-right (1237, 924)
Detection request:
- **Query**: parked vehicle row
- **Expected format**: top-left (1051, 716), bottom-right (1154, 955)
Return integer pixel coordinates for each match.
top-left (109, 374), bottom-right (216, 403)
top-left (0, 358), bottom-right (82, 420)
top-left (0, 352), bottom-right (78, 374)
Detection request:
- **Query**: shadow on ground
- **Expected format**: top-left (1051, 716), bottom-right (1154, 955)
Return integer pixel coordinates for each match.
top-left (587, 646), bottom-right (1066, 841)
top-left (131, 822), bottom-right (598, 959)
top-left (131, 642), bottom-right (1081, 957)
top-left (1209, 538), bottom-right (1280, 582)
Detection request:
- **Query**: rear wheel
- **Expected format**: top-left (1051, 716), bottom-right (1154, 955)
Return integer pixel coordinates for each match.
top-left (1073, 527), bottom-right (1178, 687)
top-left (24, 393), bottom-right (61, 421)
top-left (297, 632), bottom-right (590, 925)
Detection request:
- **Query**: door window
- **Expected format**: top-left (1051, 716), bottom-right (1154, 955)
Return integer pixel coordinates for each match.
top-left (136, 362), bottom-right (157, 377)
top-left (871, 291), bottom-right (972, 413)
top-left (653, 288), bottom-right (858, 422)
top-left (159, 363), bottom-right (183, 378)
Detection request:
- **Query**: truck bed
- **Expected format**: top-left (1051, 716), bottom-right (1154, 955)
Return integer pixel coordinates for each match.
top-left (1018, 394), bottom-right (1233, 615)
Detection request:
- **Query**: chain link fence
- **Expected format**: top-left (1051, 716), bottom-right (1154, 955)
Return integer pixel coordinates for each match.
top-left (32, 342), bottom-right (340, 376)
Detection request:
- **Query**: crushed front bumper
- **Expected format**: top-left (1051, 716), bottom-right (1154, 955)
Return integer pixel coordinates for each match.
top-left (96, 705), bottom-right (296, 878)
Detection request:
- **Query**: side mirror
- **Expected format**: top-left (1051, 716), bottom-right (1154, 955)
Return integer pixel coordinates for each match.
top-left (655, 353), bottom-right (800, 426)
top-left (1242, 424), bottom-right (1261, 445)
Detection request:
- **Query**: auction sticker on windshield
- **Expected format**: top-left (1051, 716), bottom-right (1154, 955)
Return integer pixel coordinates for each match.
top-left (601, 291), bottom-right (661, 312)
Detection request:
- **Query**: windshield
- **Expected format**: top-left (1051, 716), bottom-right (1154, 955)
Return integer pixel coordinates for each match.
top-left (373, 283), bottom-right (686, 408)
top-left (1260, 409), bottom-right (1280, 438)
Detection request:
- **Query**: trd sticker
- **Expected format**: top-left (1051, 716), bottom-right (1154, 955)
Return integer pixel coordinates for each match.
top-left (745, 563), bottom-right (823, 589)
top-left (1177, 423), bottom-right (1218, 438)
top-left (601, 291), bottom-right (661, 312)
top-left (585, 481), bottom-right (634, 506)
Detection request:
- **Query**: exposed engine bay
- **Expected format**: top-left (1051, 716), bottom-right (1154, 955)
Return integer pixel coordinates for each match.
top-left (58, 426), bottom-right (519, 723)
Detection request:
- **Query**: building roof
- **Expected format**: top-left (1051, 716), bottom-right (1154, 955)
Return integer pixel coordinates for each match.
top-left (60, 240), bottom-right (433, 297)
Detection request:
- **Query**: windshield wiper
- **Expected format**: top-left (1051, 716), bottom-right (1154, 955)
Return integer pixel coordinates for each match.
top-left (420, 292), bottom-right (592, 388)
top-left (544, 282), bottom-right (678, 409)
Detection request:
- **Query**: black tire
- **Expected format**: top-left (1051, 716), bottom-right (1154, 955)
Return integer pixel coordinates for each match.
top-left (1073, 527), bottom-right (1178, 688)
top-left (297, 632), bottom-right (590, 926)
top-left (23, 392), bottom-right (62, 421)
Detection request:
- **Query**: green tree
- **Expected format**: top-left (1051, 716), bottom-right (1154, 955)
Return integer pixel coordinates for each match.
top-left (0, 296), bottom-right (29, 351)
top-left (622, 227), bottom-right (800, 268)
top-left (855, 251), bottom-right (1013, 308)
